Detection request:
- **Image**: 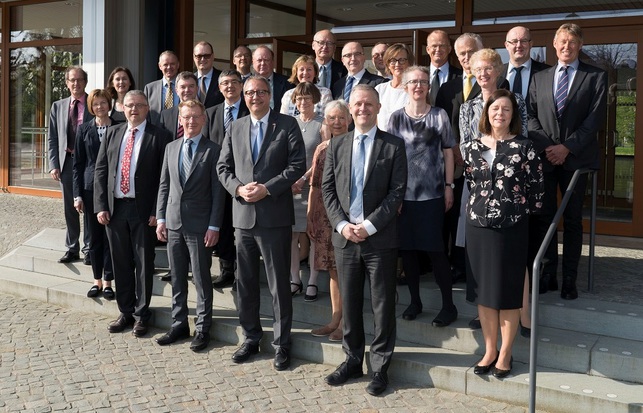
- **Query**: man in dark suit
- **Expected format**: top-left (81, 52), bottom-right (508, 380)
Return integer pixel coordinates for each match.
top-left (322, 84), bottom-right (407, 396)
top-left (48, 66), bottom-right (93, 264)
top-left (331, 42), bottom-right (386, 101)
top-left (159, 72), bottom-right (199, 141)
top-left (232, 45), bottom-right (253, 82)
top-left (252, 45), bottom-right (294, 113)
top-left (427, 30), bottom-right (463, 105)
top-left (312, 29), bottom-right (347, 90)
top-left (193, 41), bottom-right (224, 108)
top-left (155, 100), bottom-right (225, 351)
top-left (94, 90), bottom-right (172, 337)
top-left (217, 76), bottom-right (305, 371)
top-left (204, 70), bottom-right (250, 289)
top-left (143, 50), bottom-right (180, 125)
top-left (528, 23), bottom-right (607, 300)
top-left (503, 26), bottom-right (550, 107)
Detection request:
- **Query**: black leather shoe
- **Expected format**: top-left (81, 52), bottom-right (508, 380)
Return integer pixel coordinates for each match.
top-left (273, 348), bottom-right (290, 371)
top-left (83, 255), bottom-right (91, 266)
top-left (365, 372), bottom-right (388, 396)
top-left (103, 287), bottom-right (115, 301)
top-left (156, 326), bottom-right (191, 346)
top-left (520, 322), bottom-right (531, 338)
top-left (232, 342), bottom-right (259, 363)
top-left (451, 268), bottom-right (466, 284)
top-left (474, 353), bottom-right (499, 375)
top-left (132, 320), bottom-right (148, 337)
top-left (539, 273), bottom-right (558, 294)
top-left (324, 362), bottom-right (363, 386)
top-left (231, 279), bottom-right (238, 292)
top-left (58, 251), bottom-right (80, 263)
top-left (432, 306), bottom-right (458, 327)
top-left (108, 314), bottom-right (134, 333)
top-left (468, 317), bottom-right (481, 329)
top-left (86, 285), bottom-right (102, 298)
top-left (190, 331), bottom-right (210, 352)
top-left (402, 303), bottom-right (422, 321)
top-left (160, 273), bottom-right (172, 282)
top-left (212, 273), bottom-right (235, 288)
top-left (492, 357), bottom-right (513, 378)
top-left (561, 278), bottom-right (578, 300)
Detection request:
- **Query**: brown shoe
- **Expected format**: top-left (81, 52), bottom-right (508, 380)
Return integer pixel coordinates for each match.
top-left (329, 326), bottom-right (343, 342)
top-left (132, 320), bottom-right (148, 337)
top-left (311, 325), bottom-right (335, 337)
top-left (108, 314), bottom-right (134, 333)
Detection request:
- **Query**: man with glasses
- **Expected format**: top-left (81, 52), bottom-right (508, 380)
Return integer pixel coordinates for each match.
top-left (426, 30), bottom-right (462, 106)
top-left (332, 41), bottom-right (386, 101)
top-left (205, 70), bottom-right (250, 290)
top-left (155, 99), bottom-right (225, 351)
top-left (371, 42), bottom-right (389, 78)
top-left (94, 91), bottom-right (172, 337)
top-left (503, 26), bottom-right (550, 107)
top-left (217, 76), bottom-right (305, 371)
top-left (252, 45), bottom-right (294, 112)
top-left (144, 50), bottom-right (180, 125)
top-left (159, 72), bottom-right (200, 141)
top-left (193, 41), bottom-right (224, 108)
top-left (313, 29), bottom-right (347, 89)
top-left (232, 45), bottom-right (253, 81)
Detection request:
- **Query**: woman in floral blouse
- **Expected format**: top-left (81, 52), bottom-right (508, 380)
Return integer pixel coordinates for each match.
top-left (462, 89), bottom-right (543, 379)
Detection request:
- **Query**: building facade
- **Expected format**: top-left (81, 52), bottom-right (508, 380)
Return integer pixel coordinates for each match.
top-left (0, 0), bottom-right (641, 237)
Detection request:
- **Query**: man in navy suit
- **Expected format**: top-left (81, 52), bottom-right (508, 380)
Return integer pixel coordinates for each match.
top-left (331, 42), bottom-right (386, 101)
top-left (193, 41), bottom-right (224, 108)
top-left (252, 45), bottom-right (294, 112)
top-left (159, 72), bottom-right (199, 141)
top-left (528, 23), bottom-right (607, 300)
top-left (427, 30), bottom-right (462, 106)
top-left (312, 29), bottom-right (347, 89)
top-left (232, 46), bottom-right (253, 82)
top-left (48, 66), bottom-right (93, 264)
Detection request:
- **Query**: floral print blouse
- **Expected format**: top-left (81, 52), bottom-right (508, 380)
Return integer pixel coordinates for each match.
top-left (462, 135), bottom-right (544, 228)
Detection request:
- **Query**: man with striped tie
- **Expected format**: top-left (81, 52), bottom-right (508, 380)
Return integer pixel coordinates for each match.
top-left (159, 72), bottom-right (199, 141)
top-left (528, 23), bottom-right (607, 300)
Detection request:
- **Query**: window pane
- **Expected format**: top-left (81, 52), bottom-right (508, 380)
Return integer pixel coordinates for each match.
top-left (9, 46), bottom-right (82, 189)
top-left (10, 1), bottom-right (82, 42)
top-left (248, 3), bottom-right (304, 38)
top-left (194, 0), bottom-right (230, 62)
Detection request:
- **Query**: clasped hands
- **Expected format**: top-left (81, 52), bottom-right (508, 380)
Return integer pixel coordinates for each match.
top-left (545, 144), bottom-right (570, 166)
top-left (236, 182), bottom-right (268, 203)
top-left (341, 223), bottom-right (369, 243)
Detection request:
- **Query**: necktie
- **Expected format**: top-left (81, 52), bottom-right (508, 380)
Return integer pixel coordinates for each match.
top-left (349, 134), bottom-right (367, 220)
top-left (67, 99), bottom-right (79, 151)
top-left (176, 116), bottom-right (184, 140)
top-left (252, 121), bottom-right (264, 162)
top-left (199, 76), bottom-right (207, 104)
top-left (555, 66), bottom-right (569, 118)
top-left (224, 106), bottom-right (234, 133)
top-left (181, 139), bottom-right (193, 186)
top-left (120, 128), bottom-right (138, 195)
top-left (430, 68), bottom-right (441, 106)
top-left (463, 74), bottom-right (474, 100)
top-left (513, 66), bottom-right (524, 95)
top-left (164, 82), bottom-right (174, 109)
top-left (318, 64), bottom-right (327, 89)
top-left (344, 76), bottom-right (355, 102)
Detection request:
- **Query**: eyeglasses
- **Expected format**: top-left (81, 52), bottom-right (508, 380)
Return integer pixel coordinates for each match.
top-left (220, 80), bottom-right (241, 87)
top-left (180, 115), bottom-right (204, 121)
top-left (473, 66), bottom-right (496, 75)
top-left (295, 96), bottom-right (313, 103)
top-left (244, 90), bottom-right (270, 97)
top-left (314, 40), bottom-right (335, 48)
top-left (342, 52), bottom-right (363, 59)
top-left (388, 57), bottom-right (408, 65)
top-left (234, 53), bottom-right (251, 59)
top-left (506, 39), bottom-right (531, 46)
top-left (326, 116), bottom-right (348, 123)
top-left (124, 103), bottom-right (148, 109)
top-left (66, 78), bottom-right (85, 83)
top-left (194, 53), bottom-right (213, 60)
top-left (405, 79), bottom-right (429, 86)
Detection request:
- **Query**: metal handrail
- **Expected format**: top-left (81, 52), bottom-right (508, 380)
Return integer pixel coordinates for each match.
top-left (528, 168), bottom-right (597, 413)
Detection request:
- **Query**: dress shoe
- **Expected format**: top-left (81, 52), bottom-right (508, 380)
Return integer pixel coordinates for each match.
top-left (520, 322), bottom-right (531, 338)
top-left (468, 317), bottom-right (481, 329)
top-left (232, 342), bottom-right (259, 363)
top-left (190, 331), bottom-right (210, 352)
top-left (83, 255), bottom-right (91, 266)
top-left (103, 287), bottom-right (115, 301)
top-left (402, 303), bottom-right (422, 321)
top-left (324, 362), bottom-right (363, 386)
top-left (451, 267), bottom-right (466, 284)
top-left (328, 326), bottom-right (343, 342)
top-left (304, 285), bottom-right (318, 302)
top-left (432, 306), bottom-right (458, 327)
top-left (156, 326), bottom-right (191, 346)
top-left (108, 314), bottom-right (134, 333)
top-left (58, 251), bottom-right (80, 263)
top-left (86, 285), bottom-right (102, 298)
top-left (365, 372), bottom-right (388, 396)
top-left (231, 279), bottom-right (237, 292)
top-left (539, 273), bottom-right (558, 294)
top-left (132, 320), bottom-right (148, 337)
top-left (561, 278), bottom-right (578, 300)
top-left (474, 353), bottom-right (499, 375)
top-left (291, 281), bottom-right (303, 296)
top-left (273, 348), bottom-right (290, 371)
top-left (160, 273), bottom-right (172, 282)
top-left (311, 325), bottom-right (335, 337)
top-left (492, 357), bottom-right (513, 378)
top-left (212, 273), bottom-right (235, 288)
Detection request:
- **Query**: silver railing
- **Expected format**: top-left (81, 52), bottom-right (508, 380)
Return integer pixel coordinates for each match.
top-left (528, 168), bottom-right (597, 413)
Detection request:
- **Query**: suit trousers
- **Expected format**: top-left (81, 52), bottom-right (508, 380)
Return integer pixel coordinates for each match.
top-left (236, 225), bottom-right (292, 350)
top-left (540, 167), bottom-right (588, 281)
top-left (106, 199), bottom-right (156, 322)
top-left (82, 190), bottom-right (113, 281)
top-left (335, 240), bottom-right (398, 374)
top-left (167, 228), bottom-right (214, 332)
top-left (61, 154), bottom-right (89, 254)
top-left (215, 192), bottom-right (236, 263)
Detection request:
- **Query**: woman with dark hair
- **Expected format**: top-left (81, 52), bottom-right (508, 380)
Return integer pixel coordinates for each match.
top-left (281, 55), bottom-right (332, 117)
top-left (462, 89), bottom-right (543, 378)
top-left (73, 89), bottom-right (122, 300)
top-left (289, 82), bottom-right (324, 300)
top-left (375, 43), bottom-right (415, 131)
top-left (105, 66), bottom-right (136, 122)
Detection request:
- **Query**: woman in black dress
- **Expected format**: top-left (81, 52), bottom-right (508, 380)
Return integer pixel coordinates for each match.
top-left (462, 89), bottom-right (543, 378)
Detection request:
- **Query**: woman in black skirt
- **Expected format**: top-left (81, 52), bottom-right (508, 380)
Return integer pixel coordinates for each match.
top-left (462, 89), bottom-right (543, 378)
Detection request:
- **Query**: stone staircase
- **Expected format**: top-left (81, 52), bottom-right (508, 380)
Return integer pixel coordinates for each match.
top-left (0, 228), bottom-right (641, 413)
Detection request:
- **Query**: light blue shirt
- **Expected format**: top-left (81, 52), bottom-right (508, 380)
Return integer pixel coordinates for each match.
top-left (507, 59), bottom-right (533, 95)
top-left (554, 59), bottom-right (579, 95)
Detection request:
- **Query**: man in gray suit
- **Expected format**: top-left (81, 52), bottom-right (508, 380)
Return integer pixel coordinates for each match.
top-left (48, 66), bottom-right (93, 264)
top-left (217, 76), bottom-right (305, 371)
top-left (156, 100), bottom-right (225, 351)
top-left (144, 50), bottom-right (180, 125)
top-left (322, 84), bottom-right (407, 396)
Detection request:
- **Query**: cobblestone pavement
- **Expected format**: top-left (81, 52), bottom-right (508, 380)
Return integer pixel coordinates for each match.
top-left (0, 293), bottom-right (539, 413)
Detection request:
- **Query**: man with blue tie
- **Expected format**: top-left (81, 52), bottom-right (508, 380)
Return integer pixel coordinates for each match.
top-left (217, 76), bottom-right (305, 371)
top-left (331, 42), bottom-right (386, 101)
top-left (312, 29), bottom-right (347, 90)
top-left (321, 84), bottom-right (407, 396)
top-left (252, 45), bottom-right (294, 112)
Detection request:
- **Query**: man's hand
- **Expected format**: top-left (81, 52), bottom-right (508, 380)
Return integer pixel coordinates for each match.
top-left (291, 178), bottom-right (305, 195)
top-left (97, 211), bottom-right (110, 225)
top-left (156, 222), bottom-right (168, 242)
top-left (237, 182), bottom-right (268, 203)
top-left (204, 230), bottom-right (219, 248)
top-left (341, 223), bottom-right (367, 243)
top-left (50, 169), bottom-right (61, 181)
top-left (74, 199), bottom-right (84, 213)
top-left (148, 216), bottom-right (157, 226)
top-left (545, 144), bottom-right (570, 166)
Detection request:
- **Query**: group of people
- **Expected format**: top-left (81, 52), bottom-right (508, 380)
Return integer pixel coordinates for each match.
top-left (46, 21), bottom-right (605, 396)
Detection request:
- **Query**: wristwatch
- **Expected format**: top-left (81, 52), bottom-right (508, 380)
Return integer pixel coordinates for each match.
top-left (445, 182), bottom-right (455, 189)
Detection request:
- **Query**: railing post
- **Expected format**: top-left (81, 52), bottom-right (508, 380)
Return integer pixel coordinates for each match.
top-left (588, 171), bottom-right (597, 293)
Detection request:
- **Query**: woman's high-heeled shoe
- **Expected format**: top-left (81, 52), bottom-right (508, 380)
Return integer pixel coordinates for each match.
top-left (474, 353), bottom-right (499, 375)
top-left (290, 281), bottom-right (303, 296)
top-left (492, 357), bottom-right (513, 378)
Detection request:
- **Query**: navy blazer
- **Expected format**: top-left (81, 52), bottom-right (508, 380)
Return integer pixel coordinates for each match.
top-left (200, 68), bottom-right (225, 109)
top-left (331, 70), bottom-right (387, 100)
top-left (203, 100), bottom-right (250, 146)
top-left (159, 107), bottom-right (182, 140)
top-left (500, 59), bottom-right (551, 106)
top-left (327, 59), bottom-right (348, 89)
top-left (271, 72), bottom-right (295, 113)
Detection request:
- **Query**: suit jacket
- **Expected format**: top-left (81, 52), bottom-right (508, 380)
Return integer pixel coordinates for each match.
top-left (203, 100), bottom-right (250, 146)
top-left (159, 107), bottom-right (182, 140)
top-left (199, 68), bottom-right (225, 108)
top-left (271, 72), bottom-right (295, 113)
top-left (72, 117), bottom-right (122, 198)
top-left (321, 129), bottom-right (407, 249)
top-left (528, 61), bottom-right (607, 171)
top-left (328, 59), bottom-right (348, 88)
top-left (217, 110), bottom-right (306, 229)
top-left (501, 59), bottom-right (551, 106)
top-left (47, 95), bottom-right (92, 172)
top-left (156, 137), bottom-right (225, 233)
top-left (331, 70), bottom-right (387, 100)
top-left (144, 79), bottom-right (175, 125)
top-left (94, 122), bottom-right (172, 221)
